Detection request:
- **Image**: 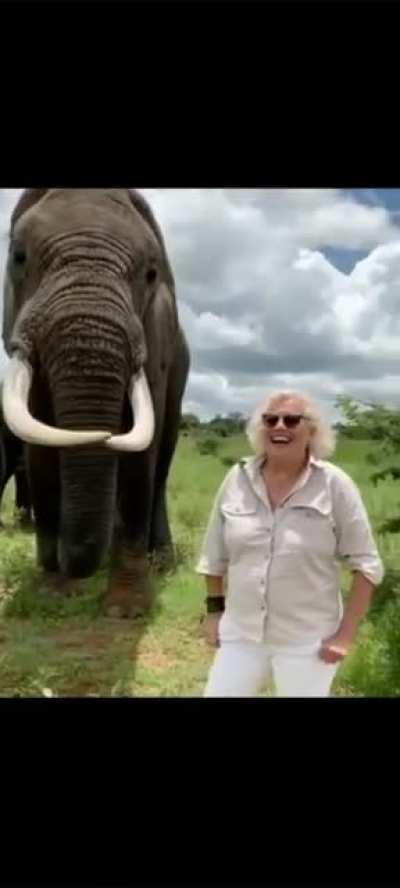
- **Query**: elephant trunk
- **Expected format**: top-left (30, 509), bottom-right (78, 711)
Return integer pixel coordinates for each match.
top-left (53, 364), bottom-right (126, 578)
top-left (43, 301), bottom-right (136, 578)
top-left (59, 447), bottom-right (118, 577)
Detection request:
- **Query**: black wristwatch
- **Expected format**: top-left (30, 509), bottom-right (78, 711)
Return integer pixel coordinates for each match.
top-left (206, 595), bottom-right (225, 614)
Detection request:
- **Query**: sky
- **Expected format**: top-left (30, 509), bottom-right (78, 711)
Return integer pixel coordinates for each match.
top-left (1, 187), bottom-right (400, 424)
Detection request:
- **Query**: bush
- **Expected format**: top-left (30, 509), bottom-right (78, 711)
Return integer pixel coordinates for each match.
top-left (197, 437), bottom-right (219, 457)
top-left (335, 566), bottom-right (400, 696)
top-left (338, 599), bottom-right (400, 697)
top-left (364, 567), bottom-right (400, 622)
top-left (220, 456), bottom-right (237, 468)
top-left (213, 427), bottom-right (228, 438)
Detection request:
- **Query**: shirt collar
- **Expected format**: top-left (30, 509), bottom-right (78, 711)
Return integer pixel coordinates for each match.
top-left (239, 453), bottom-right (321, 506)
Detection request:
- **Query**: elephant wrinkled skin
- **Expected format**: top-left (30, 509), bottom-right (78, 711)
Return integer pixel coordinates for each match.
top-left (1, 189), bottom-right (190, 617)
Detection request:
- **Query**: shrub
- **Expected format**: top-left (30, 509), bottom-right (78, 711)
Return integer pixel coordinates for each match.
top-left (220, 456), bottom-right (237, 468)
top-left (197, 437), bottom-right (219, 456)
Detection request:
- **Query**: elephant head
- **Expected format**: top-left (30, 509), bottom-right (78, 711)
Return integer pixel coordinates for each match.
top-left (1, 189), bottom-right (181, 578)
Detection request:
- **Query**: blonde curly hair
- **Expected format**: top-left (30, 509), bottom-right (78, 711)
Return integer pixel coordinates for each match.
top-left (246, 390), bottom-right (336, 460)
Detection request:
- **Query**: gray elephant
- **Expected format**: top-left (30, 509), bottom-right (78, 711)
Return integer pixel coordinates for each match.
top-left (2, 188), bottom-right (190, 618)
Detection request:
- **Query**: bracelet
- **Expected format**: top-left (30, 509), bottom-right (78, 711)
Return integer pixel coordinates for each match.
top-left (206, 595), bottom-right (225, 614)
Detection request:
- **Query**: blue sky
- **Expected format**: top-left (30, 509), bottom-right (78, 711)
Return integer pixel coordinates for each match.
top-left (326, 191), bottom-right (400, 274)
top-left (1, 188), bottom-right (400, 423)
top-left (350, 189), bottom-right (400, 211)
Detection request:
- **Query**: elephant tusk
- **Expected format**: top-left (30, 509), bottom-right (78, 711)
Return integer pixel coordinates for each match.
top-left (105, 369), bottom-right (155, 452)
top-left (2, 356), bottom-right (112, 448)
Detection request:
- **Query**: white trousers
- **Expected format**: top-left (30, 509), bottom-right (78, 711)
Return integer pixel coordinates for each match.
top-left (204, 640), bottom-right (339, 698)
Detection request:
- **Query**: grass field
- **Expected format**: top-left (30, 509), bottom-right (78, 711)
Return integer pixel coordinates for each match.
top-left (0, 432), bottom-right (399, 697)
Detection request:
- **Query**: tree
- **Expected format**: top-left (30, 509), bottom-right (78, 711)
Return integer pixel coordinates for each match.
top-left (335, 396), bottom-right (400, 450)
top-left (206, 412), bottom-right (247, 436)
top-left (336, 394), bottom-right (400, 519)
top-left (180, 413), bottom-right (201, 431)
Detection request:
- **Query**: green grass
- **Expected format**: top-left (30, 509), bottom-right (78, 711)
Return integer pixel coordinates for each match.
top-left (0, 432), bottom-right (399, 697)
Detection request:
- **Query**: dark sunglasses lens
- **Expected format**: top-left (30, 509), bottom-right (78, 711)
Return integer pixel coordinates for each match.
top-left (284, 415), bottom-right (302, 428)
top-left (264, 415), bottom-right (279, 427)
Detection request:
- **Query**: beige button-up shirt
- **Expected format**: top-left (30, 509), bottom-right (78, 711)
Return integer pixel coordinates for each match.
top-left (196, 455), bottom-right (384, 648)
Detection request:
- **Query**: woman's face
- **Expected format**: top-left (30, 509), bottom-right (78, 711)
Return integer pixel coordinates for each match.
top-left (262, 396), bottom-right (314, 464)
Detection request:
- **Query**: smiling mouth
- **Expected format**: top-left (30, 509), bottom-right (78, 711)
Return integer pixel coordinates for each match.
top-left (270, 436), bottom-right (292, 444)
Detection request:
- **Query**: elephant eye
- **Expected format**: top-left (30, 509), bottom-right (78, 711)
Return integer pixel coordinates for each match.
top-left (146, 267), bottom-right (157, 285)
top-left (12, 244), bottom-right (27, 266)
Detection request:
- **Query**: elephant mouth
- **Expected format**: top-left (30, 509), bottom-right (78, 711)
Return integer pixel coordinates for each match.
top-left (2, 355), bottom-right (155, 453)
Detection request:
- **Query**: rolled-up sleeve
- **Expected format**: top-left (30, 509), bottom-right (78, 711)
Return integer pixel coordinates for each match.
top-left (332, 471), bottom-right (384, 586)
top-left (195, 471), bottom-right (235, 576)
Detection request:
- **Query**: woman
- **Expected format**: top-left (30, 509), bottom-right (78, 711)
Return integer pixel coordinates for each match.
top-left (196, 390), bottom-right (384, 697)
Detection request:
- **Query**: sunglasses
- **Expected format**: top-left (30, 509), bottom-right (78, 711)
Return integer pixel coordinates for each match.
top-left (262, 413), bottom-right (310, 429)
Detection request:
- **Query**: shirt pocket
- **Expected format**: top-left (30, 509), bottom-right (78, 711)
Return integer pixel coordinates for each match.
top-left (281, 504), bottom-right (336, 557)
top-left (221, 501), bottom-right (265, 557)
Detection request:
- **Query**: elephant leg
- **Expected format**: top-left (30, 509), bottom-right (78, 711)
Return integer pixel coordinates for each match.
top-left (150, 334), bottom-right (190, 570)
top-left (14, 453), bottom-right (33, 526)
top-left (26, 445), bottom-right (60, 572)
top-left (15, 465), bottom-right (31, 512)
top-left (0, 480), bottom-right (5, 527)
top-left (0, 436), bottom-right (19, 527)
top-left (104, 334), bottom-right (189, 619)
top-left (0, 436), bottom-right (6, 492)
top-left (105, 452), bottom-right (156, 619)
top-left (149, 419), bottom-right (179, 572)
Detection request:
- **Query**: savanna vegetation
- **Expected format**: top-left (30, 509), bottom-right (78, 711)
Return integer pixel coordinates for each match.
top-left (0, 399), bottom-right (400, 697)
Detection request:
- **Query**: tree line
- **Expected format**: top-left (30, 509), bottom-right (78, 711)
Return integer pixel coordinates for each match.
top-left (180, 412), bottom-right (247, 437)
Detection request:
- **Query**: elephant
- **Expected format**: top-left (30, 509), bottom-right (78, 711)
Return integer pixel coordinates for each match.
top-left (2, 188), bottom-right (190, 619)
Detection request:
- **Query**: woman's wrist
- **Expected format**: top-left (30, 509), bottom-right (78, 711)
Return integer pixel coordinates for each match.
top-left (206, 595), bottom-right (225, 614)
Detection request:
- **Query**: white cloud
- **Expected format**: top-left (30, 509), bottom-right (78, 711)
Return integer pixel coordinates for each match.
top-left (180, 302), bottom-right (259, 350)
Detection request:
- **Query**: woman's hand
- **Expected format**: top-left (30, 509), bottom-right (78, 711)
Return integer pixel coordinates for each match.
top-left (202, 613), bottom-right (221, 647)
top-left (318, 629), bottom-right (353, 664)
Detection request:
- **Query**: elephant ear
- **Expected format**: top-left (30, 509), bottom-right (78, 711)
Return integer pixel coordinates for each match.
top-left (127, 190), bottom-right (180, 343)
top-left (10, 188), bottom-right (49, 229)
top-left (2, 189), bottom-right (49, 356)
top-left (2, 271), bottom-right (17, 357)
top-left (127, 190), bottom-right (176, 293)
